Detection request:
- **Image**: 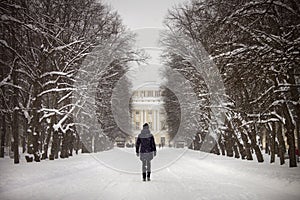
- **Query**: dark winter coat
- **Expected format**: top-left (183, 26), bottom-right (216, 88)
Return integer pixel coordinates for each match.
top-left (136, 126), bottom-right (156, 161)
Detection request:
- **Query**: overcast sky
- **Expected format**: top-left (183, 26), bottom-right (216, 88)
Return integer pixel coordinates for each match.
top-left (104, 0), bottom-right (187, 89)
top-left (104, 0), bottom-right (186, 29)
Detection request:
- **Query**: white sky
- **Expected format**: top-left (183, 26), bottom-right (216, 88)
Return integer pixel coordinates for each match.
top-left (104, 0), bottom-right (187, 29)
top-left (104, 0), bottom-right (187, 89)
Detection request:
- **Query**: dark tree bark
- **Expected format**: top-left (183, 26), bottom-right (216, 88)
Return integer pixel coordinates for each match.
top-left (229, 119), bottom-right (245, 159)
top-left (41, 126), bottom-right (52, 160)
top-left (218, 136), bottom-right (226, 156)
top-left (0, 114), bottom-right (6, 158)
top-left (233, 145), bottom-right (240, 159)
top-left (282, 102), bottom-right (297, 167)
top-left (237, 142), bottom-right (246, 160)
top-left (50, 130), bottom-right (60, 160)
top-left (75, 132), bottom-right (81, 155)
top-left (224, 130), bottom-right (234, 157)
top-left (21, 135), bottom-right (26, 153)
top-left (240, 129), bottom-right (253, 160)
top-left (69, 133), bottom-right (74, 156)
top-left (287, 68), bottom-right (300, 165)
top-left (270, 123), bottom-right (276, 163)
top-left (0, 65), bottom-right (6, 158)
top-left (60, 130), bottom-right (72, 158)
top-left (193, 133), bottom-right (201, 150)
top-left (232, 129), bottom-right (247, 159)
top-left (211, 144), bottom-right (220, 155)
top-left (296, 129), bottom-right (299, 161)
top-left (276, 123), bottom-right (286, 165)
top-left (248, 126), bottom-right (264, 162)
top-left (12, 69), bottom-right (19, 164)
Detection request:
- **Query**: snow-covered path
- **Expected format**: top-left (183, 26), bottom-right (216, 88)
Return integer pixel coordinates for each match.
top-left (1, 148), bottom-right (300, 200)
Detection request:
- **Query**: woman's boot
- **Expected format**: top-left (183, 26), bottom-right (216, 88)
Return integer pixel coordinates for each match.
top-left (147, 172), bottom-right (151, 181)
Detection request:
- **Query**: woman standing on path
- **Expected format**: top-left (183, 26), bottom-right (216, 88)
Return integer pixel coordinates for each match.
top-left (136, 123), bottom-right (157, 181)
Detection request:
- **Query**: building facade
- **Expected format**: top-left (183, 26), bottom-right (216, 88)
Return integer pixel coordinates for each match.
top-left (131, 85), bottom-right (170, 147)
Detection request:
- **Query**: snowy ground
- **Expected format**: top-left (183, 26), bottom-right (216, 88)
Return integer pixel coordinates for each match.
top-left (1, 148), bottom-right (300, 200)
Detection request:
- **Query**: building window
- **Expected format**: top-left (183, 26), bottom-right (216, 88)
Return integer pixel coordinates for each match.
top-left (136, 111), bottom-right (139, 115)
top-left (148, 111), bottom-right (152, 115)
top-left (147, 91), bottom-right (153, 97)
top-left (155, 91), bottom-right (160, 97)
top-left (135, 122), bottom-right (140, 130)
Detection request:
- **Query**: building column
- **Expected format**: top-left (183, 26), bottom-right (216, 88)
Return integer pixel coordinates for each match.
top-left (157, 110), bottom-right (160, 130)
top-left (154, 110), bottom-right (157, 131)
top-left (156, 110), bottom-right (159, 131)
top-left (140, 110), bottom-right (143, 129)
top-left (132, 110), bottom-right (135, 128)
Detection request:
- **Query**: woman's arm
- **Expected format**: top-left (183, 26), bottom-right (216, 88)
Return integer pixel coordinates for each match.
top-left (135, 136), bottom-right (141, 154)
top-left (151, 136), bottom-right (157, 152)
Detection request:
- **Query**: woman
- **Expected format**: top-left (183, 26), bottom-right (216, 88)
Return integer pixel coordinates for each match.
top-left (136, 123), bottom-right (157, 181)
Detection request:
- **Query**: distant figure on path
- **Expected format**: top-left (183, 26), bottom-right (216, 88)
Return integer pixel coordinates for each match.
top-left (136, 123), bottom-right (157, 181)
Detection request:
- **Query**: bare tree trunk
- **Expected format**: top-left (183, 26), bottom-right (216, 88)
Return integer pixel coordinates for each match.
top-left (282, 102), bottom-right (297, 167)
top-left (0, 65), bottom-right (6, 158)
top-left (211, 143), bottom-right (220, 155)
top-left (69, 133), bottom-right (74, 156)
top-left (6, 115), bottom-right (12, 158)
top-left (193, 133), bottom-right (201, 150)
top-left (277, 123), bottom-right (286, 165)
top-left (12, 110), bottom-right (19, 164)
top-left (239, 127), bottom-right (253, 160)
top-left (12, 69), bottom-right (19, 164)
top-left (297, 123), bottom-right (300, 162)
top-left (33, 105), bottom-right (41, 162)
top-left (233, 145), bottom-right (240, 159)
top-left (248, 125), bottom-right (264, 162)
top-left (230, 121), bottom-right (246, 159)
top-left (42, 127), bottom-right (52, 160)
top-left (270, 123), bottom-right (276, 163)
top-left (218, 136), bottom-right (226, 156)
top-left (238, 142), bottom-right (246, 159)
top-left (74, 131), bottom-right (80, 155)
top-left (265, 133), bottom-right (269, 154)
top-left (0, 114), bottom-right (6, 158)
top-left (50, 130), bottom-right (60, 160)
top-left (224, 130), bottom-right (234, 157)
top-left (60, 130), bottom-right (71, 159)
top-left (285, 69), bottom-right (298, 167)
top-left (233, 138), bottom-right (246, 159)
top-left (21, 135), bottom-right (26, 153)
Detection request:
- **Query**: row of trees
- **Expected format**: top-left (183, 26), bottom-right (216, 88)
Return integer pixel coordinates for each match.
top-left (0, 0), bottom-right (139, 163)
top-left (161, 0), bottom-right (299, 167)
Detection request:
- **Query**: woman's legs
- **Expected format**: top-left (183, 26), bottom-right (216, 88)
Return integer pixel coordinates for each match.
top-left (142, 160), bottom-right (147, 173)
top-left (141, 160), bottom-right (152, 181)
top-left (141, 160), bottom-right (146, 181)
top-left (146, 160), bottom-right (151, 172)
top-left (146, 160), bottom-right (151, 180)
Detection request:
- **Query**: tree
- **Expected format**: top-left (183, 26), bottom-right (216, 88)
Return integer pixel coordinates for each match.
top-left (162, 0), bottom-right (300, 167)
top-left (0, 0), bottom-right (141, 162)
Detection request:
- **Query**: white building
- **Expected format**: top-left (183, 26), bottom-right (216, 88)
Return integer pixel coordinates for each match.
top-left (131, 85), bottom-right (170, 146)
